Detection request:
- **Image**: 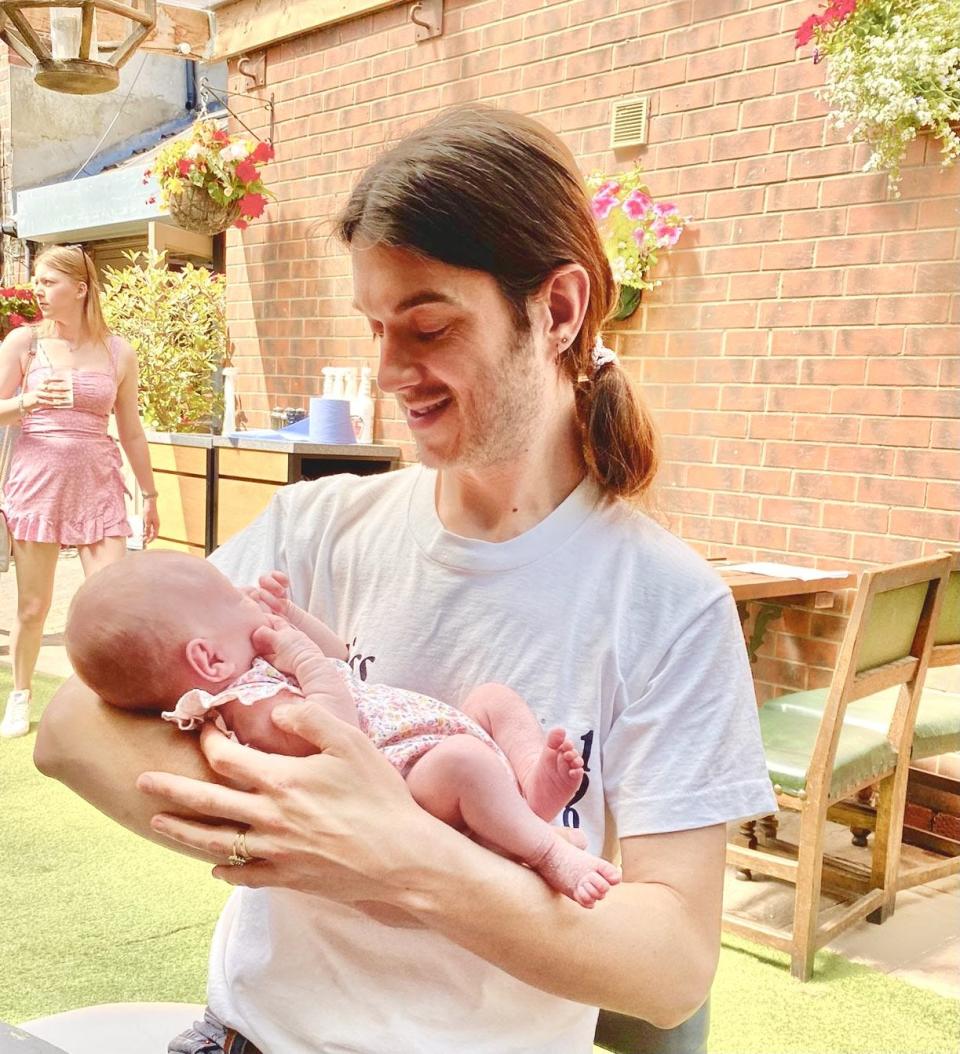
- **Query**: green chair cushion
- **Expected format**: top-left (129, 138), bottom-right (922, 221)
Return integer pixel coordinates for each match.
top-left (759, 694), bottom-right (897, 799)
top-left (934, 571), bottom-right (960, 646)
top-left (857, 582), bottom-right (929, 673)
top-left (762, 685), bottom-right (960, 795)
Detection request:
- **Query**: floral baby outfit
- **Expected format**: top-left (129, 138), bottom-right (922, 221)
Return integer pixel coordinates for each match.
top-left (163, 656), bottom-right (510, 777)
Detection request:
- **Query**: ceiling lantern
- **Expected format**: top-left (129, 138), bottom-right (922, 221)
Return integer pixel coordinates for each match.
top-left (0, 1), bottom-right (157, 94)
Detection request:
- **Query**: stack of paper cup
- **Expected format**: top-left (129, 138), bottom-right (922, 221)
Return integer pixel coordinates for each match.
top-left (308, 397), bottom-right (356, 444)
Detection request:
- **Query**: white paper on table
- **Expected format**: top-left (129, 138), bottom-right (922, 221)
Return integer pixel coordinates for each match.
top-left (721, 562), bottom-right (850, 581)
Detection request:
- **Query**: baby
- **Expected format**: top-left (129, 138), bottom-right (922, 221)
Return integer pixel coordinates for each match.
top-left (64, 550), bottom-right (622, 908)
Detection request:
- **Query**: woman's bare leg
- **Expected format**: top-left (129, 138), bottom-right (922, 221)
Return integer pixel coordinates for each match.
top-left (76, 535), bottom-right (127, 578)
top-left (405, 734), bottom-right (620, 907)
top-left (9, 538), bottom-right (60, 692)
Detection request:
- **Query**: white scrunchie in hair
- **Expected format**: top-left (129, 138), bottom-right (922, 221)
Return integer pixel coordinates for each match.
top-left (591, 335), bottom-right (618, 373)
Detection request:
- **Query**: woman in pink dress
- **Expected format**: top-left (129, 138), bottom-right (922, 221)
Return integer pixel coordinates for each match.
top-left (0, 244), bottom-right (160, 738)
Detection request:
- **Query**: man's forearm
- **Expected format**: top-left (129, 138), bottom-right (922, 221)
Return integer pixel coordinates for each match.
top-left (34, 677), bottom-right (225, 863)
top-left (398, 828), bottom-right (719, 1028)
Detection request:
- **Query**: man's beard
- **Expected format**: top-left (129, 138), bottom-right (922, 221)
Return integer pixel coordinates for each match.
top-left (418, 330), bottom-right (547, 470)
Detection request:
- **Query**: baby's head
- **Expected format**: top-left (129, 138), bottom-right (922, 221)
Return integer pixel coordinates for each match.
top-left (65, 550), bottom-right (269, 710)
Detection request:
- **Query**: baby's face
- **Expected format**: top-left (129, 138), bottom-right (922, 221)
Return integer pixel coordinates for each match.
top-left (203, 570), bottom-right (272, 674)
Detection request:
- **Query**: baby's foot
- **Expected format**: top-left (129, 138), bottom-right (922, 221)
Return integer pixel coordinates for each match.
top-left (523, 727), bottom-right (584, 821)
top-left (528, 834), bottom-right (622, 909)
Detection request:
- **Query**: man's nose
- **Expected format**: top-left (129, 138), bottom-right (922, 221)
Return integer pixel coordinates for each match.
top-left (376, 334), bottom-right (421, 394)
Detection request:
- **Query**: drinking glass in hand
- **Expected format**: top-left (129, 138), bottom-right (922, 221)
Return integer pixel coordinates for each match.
top-left (47, 367), bottom-right (74, 408)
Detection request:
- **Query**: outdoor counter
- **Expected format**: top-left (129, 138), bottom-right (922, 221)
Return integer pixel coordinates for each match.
top-left (146, 432), bottom-right (402, 556)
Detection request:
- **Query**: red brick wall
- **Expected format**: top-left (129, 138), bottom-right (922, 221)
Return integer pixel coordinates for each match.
top-left (224, 0), bottom-right (959, 699)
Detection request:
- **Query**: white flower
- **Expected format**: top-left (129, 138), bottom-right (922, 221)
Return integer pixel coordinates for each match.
top-left (219, 142), bottom-right (248, 162)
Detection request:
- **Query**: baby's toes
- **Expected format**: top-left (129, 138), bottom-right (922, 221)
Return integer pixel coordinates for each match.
top-left (545, 727), bottom-right (567, 751)
top-left (598, 860), bottom-right (623, 886)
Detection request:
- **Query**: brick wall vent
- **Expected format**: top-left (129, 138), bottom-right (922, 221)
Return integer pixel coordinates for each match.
top-left (610, 96), bottom-right (649, 149)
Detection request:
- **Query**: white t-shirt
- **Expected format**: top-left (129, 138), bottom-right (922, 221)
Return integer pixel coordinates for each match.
top-left (207, 466), bottom-right (776, 1054)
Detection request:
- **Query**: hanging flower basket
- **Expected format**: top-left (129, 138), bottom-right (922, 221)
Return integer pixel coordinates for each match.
top-left (586, 167), bottom-right (687, 323)
top-left (146, 119), bottom-right (275, 235)
top-left (165, 182), bottom-right (242, 236)
top-left (612, 286), bottom-right (643, 321)
top-left (0, 286), bottom-right (41, 337)
top-left (795, 0), bottom-right (960, 190)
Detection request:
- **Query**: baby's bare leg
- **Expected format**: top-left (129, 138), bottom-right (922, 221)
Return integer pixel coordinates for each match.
top-left (405, 734), bottom-right (620, 908)
top-left (460, 683), bottom-right (583, 821)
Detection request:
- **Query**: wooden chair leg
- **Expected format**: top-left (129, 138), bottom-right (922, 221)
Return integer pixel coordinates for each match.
top-left (851, 787), bottom-right (873, 847)
top-left (790, 803), bottom-right (826, 982)
top-left (736, 819), bottom-right (757, 880)
top-left (868, 764), bottom-right (910, 925)
top-left (760, 814), bottom-right (779, 841)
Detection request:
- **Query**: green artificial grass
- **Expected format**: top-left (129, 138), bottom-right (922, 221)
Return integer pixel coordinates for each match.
top-left (2, 668), bottom-right (958, 1053)
top-left (0, 667), bottom-right (228, 1022)
top-left (711, 935), bottom-right (959, 1054)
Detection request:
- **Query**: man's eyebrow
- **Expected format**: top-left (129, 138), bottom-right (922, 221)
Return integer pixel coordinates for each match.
top-left (351, 291), bottom-right (459, 314)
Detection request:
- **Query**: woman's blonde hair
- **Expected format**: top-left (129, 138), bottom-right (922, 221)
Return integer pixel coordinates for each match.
top-left (34, 244), bottom-right (110, 343)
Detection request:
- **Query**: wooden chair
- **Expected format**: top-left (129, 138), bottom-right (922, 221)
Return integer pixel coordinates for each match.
top-left (781, 550), bottom-right (960, 899)
top-left (723, 554), bottom-right (952, 981)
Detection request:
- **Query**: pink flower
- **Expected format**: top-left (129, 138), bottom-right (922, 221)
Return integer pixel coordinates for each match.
top-left (795, 13), bottom-right (821, 47)
top-left (591, 191), bottom-right (618, 221)
top-left (653, 221), bottom-right (683, 248)
top-left (653, 201), bottom-right (680, 219)
top-left (8, 313), bottom-right (25, 327)
top-left (177, 158), bottom-right (193, 176)
top-left (234, 219), bottom-right (249, 230)
top-left (235, 158), bottom-right (259, 183)
top-left (631, 227), bottom-right (649, 249)
top-left (212, 129), bottom-right (230, 144)
top-left (823, 0), bottom-right (856, 24)
top-left (596, 179), bottom-right (620, 197)
top-left (249, 141), bottom-right (275, 164)
top-left (238, 192), bottom-right (267, 219)
top-left (622, 189), bottom-right (653, 219)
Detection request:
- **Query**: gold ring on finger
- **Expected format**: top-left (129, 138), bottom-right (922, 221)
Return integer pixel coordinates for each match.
top-left (228, 829), bottom-right (253, 867)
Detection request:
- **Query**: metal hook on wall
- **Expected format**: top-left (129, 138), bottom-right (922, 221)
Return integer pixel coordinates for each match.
top-left (237, 52), bottom-right (267, 90)
top-left (410, 0), bottom-right (443, 42)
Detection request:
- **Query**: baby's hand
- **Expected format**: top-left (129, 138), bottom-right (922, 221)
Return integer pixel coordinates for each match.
top-left (253, 616), bottom-right (323, 679)
top-left (253, 570), bottom-right (291, 617)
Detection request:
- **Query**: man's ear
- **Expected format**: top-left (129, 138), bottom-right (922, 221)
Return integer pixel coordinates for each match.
top-left (538, 263), bottom-right (589, 351)
top-left (185, 638), bottom-right (235, 683)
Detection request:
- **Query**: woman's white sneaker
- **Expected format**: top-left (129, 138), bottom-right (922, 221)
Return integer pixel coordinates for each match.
top-left (0, 689), bottom-right (31, 738)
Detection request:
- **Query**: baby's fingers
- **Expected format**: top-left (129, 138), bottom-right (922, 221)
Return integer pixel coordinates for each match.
top-left (252, 621), bottom-right (286, 655)
top-left (253, 588), bottom-right (286, 615)
top-left (258, 571), bottom-right (289, 599)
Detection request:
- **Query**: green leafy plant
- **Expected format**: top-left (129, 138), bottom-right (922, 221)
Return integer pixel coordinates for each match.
top-left (100, 250), bottom-right (226, 432)
top-left (796, 0), bottom-right (960, 188)
top-left (146, 119), bottom-right (274, 229)
top-left (586, 167), bottom-right (687, 320)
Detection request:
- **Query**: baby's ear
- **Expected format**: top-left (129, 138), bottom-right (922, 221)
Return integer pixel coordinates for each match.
top-left (185, 638), bottom-right (235, 683)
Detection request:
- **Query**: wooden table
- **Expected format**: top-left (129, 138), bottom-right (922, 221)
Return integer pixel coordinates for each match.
top-left (717, 566), bottom-right (858, 663)
top-left (720, 567), bottom-right (857, 605)
top-left (146, 432), bottom-right (402, 556)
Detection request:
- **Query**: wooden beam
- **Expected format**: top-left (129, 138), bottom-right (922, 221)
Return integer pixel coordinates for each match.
top-left (20, 2), bottom-right (211, 59)
top-left (721, 913), bottom-right (793, 953)
top-left (210, 0), bottom-right (401, 62)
